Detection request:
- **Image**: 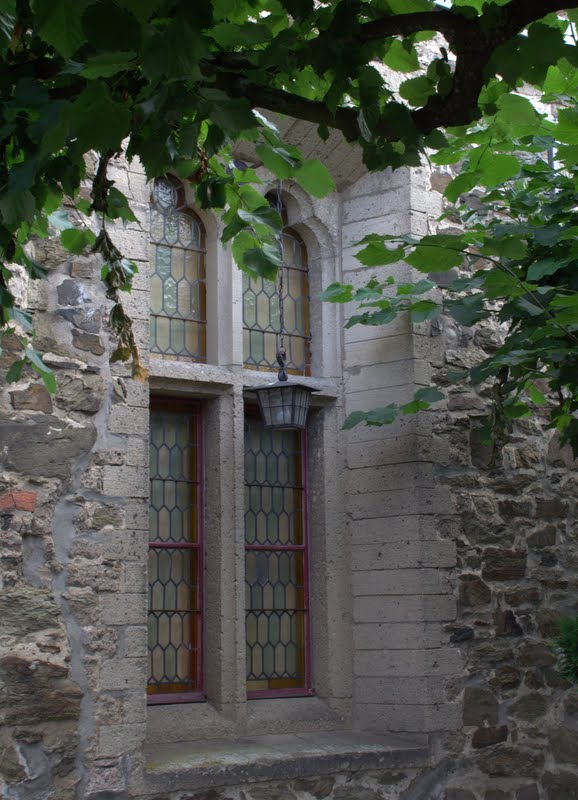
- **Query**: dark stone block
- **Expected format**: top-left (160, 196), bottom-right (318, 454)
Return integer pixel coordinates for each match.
top-left (549, 727), bottom-right (578, 765)
top-left (527, 526), bottom-right (557, 548)
top-left (535, 496), bottom-right (569, 519)
top-left (482, 549), bottom-right (526, 581)
top-left (446, 791), bottom-right (477, 800)
top-left (58, 306), bottom-right (102, 333)
top-left (476, 747), bottom-right (544, 777)
top-left (0, 414), bottom-right (96, 479)
top-left (0, 655), bottom-right (82, 725)
top-left (55, 373), bottom-right (105, 415)
top-left (10, 383), bottom-right (53, 413)
top-left (57, 278), bottom-right (90, 306)
top-left (460, 574), bottom-right (492, 607)
top-left (490, 665), bottom-right (521, 691)
top-left (494, 610), bottom-right (523, 637)
top-left (516, 641), bottom-right (556, 668)
top-left (72, 328), bottom-right (105, 356)
top-left (472, 725), bottom-right (508, 749)
top-left (543, 770), bottom-right (578, 799)
top-left (463, 687), bottom-right (499, 726)
top-left (499, 499), bottom-right (530, 520)
top-left (451, 626), bottom-right (475, 644)
top-left (509, 693), bottom-right (548, 722)
top-left (515, 787), bottom-right (539, 800)
top-left (505, 587), bottom-right (541, 607)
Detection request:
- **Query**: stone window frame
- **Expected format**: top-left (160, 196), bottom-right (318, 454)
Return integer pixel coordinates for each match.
top-left (145, 176), bottom-right (352, 746)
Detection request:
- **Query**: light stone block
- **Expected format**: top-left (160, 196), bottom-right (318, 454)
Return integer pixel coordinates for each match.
top-left (354, 595), bottom-right (456, 624)
top-left (355, 702), bottom-right (461, 733)
top-left (354, 647), bottom-right (462, 677)
top-left (352, 568), bottom-right (452, 597)
top-left (100, 593), bottom-right (147, 626)
top-left (344, 359), bottom-right (432, 394)
top-left (346, 487), bottom-right (453, 520)
top-left (99, 655), bottom-right (147, 690)
top-left (102, 465), bottom-right (149, 499)
top-left (352, 540), bottom-right (456, 571)
top-left (355, 676), bottom-right (446, 704)
top-left (353, 622), bottom-right (442, 650)
top-left (348, 515), bottom-right (440, 545)
top-left (108, 405), bottom-right (149, 436)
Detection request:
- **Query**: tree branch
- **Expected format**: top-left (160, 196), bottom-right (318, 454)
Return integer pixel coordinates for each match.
top-left (212, 0), bottom-right (578, 141)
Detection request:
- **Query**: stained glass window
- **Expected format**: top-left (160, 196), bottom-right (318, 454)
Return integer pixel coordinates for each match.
top-left (148, 400), bottom-right (203, 702)
top-left (150, 176), bottom-right (207, 361)
top-left (245, 416), bottom-right (311, 696)
top-left (243, 223), bottom-right (311, 375)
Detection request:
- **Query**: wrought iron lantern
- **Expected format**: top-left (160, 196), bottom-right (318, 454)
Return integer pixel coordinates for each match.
top-left (251, 181), bottom-right (318, 429)
top-left (253, 352), bottom-right (318, 430)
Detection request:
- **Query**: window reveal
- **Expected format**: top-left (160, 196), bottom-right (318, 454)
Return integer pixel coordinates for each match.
top-left (148, 400), bottom-right (203, 702)
top-left (244, 417), bottom-right (312, 696)
top-left (150, 176), bottom-right (207, 361)
top-left (243, 227), bottom-right (311, 375)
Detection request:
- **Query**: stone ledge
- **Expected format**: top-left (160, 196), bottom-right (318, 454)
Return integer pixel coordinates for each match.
top-left (144, 730), bottom-right (427, 792)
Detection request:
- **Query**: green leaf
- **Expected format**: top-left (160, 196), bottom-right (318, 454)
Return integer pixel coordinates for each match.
top-left (356, 242), bottom-right (405, 267)
top-left (293, 159), bottom-right (335, 197)
top-left (446, 294), bottom-right (487, 325)
top-left (444, 172), bottom-right (477, 203)
top-left (527, 257), bottom-right (571, 281)
top-left (8, 307), bottom-right (33, 333)
top-left (406, 235), bottom-right (465, 272)
top-left (70, 82), bottom-right (130, 152)
top-left (115, 0), bottom-right (163, 21)
top-left (243, 245), bottom-right (282, 280)
top-left (383, 39), bottom-right (419, 73)
top-left (342, 410), bottom-right (368, 430)
top-left (80, 51), bottom-right (137, 79)
top-left (365, 405), bottom-right (398, 425)
top-left (6, 359), bottom-right (24, 384)
top-left (474, 152), bottom-right (520, 188)
top-left (82, 2), bottom-right (142, 51)
top-left (0, 190), bottom-right (36, 227)
top-left (414, 386), bottom-right (444, 404)
top-left (319, 282), bottom-right (355, 303)
top-left (409, 299), bottom-right (440, 323)
top-left (399, 76), bottom-right (436, 107)
top-left (238, 206), bottom-right (282, 233)
top-left (527, 384), bottom-right (547, 405)
top-left (231, 229), bottom-right (258, 268)
top-left (255, 143), bottom-right (299, 179)
top-left (33, 0), bottom-right (89, 58)
top-left (0, 5), bottom-right (16, 57)
top-left (495, 94), bottom-right (541, 138)
top-left (61, 227), bottom-right (97, 255)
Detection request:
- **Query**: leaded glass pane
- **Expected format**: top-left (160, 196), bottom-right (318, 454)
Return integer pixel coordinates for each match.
top-left (148, 405), bottom-right (203, 699)
top-left (245, 417), bottom-right (309, 694)
top-left (242, 223), bottom-right (310, 375)
top-left (150, 176), bottom-right (207, 362)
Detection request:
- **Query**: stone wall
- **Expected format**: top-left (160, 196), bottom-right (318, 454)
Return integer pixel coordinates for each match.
top-left (0, 152), bottom-right (576, 800)
top-left (415, 172), bottom-right (578, 800)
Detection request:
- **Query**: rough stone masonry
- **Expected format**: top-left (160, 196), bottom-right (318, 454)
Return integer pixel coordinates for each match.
top-left (0, 147), bottom-right (576, 800)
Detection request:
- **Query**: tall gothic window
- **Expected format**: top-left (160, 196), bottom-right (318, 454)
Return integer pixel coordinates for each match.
top-left (243, 210), bottom-right (311, 375)
top-left (148, 399), bottom-right (203, 702)
top-left (150, 176), bottom-right (207, 361)
top-left (244, 415), bottom-right (311, 696)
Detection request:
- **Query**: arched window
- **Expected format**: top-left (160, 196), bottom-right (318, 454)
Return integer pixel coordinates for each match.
top-left (150, 176), bottom-right (207, 362)
top-left (243, 204), bottom-right (311, 375)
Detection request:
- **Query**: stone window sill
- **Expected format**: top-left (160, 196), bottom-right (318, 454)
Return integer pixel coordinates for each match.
top-left (144, 731), bottom-right (427, 793)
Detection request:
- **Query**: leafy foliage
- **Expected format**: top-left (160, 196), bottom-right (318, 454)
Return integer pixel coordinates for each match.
top-left (555, 616), bottom-right (578, 683)
top-left (0, 0), bottom-right (576, 414)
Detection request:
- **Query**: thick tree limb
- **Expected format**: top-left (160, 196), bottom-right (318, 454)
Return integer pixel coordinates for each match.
top-left (213, 0), bottom-right (578, 141)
